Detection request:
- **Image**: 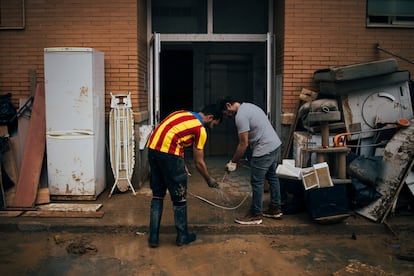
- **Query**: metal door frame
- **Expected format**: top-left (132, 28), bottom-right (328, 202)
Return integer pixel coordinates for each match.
top-left (149, 32), bottom-right (160, 126)
top-left (146, 0), bottom-right (279, 128)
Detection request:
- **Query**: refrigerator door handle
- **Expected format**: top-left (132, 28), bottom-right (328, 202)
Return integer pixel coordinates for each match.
top-left (46, 135), bottom-right (94, 140)
top-left (46, 130), bottom-right (94, 138)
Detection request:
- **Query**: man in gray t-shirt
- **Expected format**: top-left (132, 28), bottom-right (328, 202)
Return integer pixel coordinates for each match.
top-left (218, 96), bottom-right (283, 225)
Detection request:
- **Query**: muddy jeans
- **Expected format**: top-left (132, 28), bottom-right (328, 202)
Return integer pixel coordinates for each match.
top-left (148, 149), bottom-right (187, 203)
top-left (249, 148), bottom-right (281, 215)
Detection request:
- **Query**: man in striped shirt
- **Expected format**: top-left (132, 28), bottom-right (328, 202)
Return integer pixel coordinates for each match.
top-left (146, 104), bottom-right (222, 248)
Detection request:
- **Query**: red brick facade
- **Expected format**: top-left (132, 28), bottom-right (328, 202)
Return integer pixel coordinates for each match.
top-left (280, 0), bottom-right (414, 113)
top-left (0, 0), bottom-right (413, 116)
top-left (0, 0), bottom-right (142, 112)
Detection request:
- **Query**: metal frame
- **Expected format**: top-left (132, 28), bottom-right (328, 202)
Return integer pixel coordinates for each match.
top-left (0, 0), bottom-right (25, 30)
top-left (109, 93), bottom-right (136, 198)
top-left (146, 0), bottom-right (277, 124)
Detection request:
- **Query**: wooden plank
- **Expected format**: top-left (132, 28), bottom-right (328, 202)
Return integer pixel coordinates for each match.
top-left (4, 206), bottom-right (36, 211)
top-left (282, 99), bottom-right (303, 159)
top-left (10, 83), bottom-right (46, 207)
top-left (10, 97), bottom-right (50, 194)
top-left (21, 210), bottom-right (105, 218)
top-left (0, 210), bottom-right (23, 217)
top-left (314, 213), bottom-right (350, 223)
top-left (35, 187), bottom-right (50, 205)
top-left (299, 88), bottom-right (318, 102)
top-left (37, 203), bottom-right (102, 212)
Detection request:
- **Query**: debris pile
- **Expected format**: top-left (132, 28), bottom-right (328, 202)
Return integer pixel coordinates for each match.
top-left (281, 58), bottom-right (414, 224)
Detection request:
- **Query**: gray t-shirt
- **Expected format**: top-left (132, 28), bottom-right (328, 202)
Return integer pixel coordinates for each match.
top-left (235, 102), bottom-right (282, 157)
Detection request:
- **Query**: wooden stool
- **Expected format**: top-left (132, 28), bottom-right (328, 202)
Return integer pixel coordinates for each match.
top-left (306, 147), bottom-right (350, 179)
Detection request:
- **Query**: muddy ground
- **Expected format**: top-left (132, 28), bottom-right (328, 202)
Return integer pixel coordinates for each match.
top-left (1, 230), bottom-right (414, 275)
top-left (2, 157), bottom-right (414, 275)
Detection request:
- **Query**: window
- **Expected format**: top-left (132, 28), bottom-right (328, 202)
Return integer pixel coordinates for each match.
top-left (367, 0), bottom-right (414, 28)
top-left (152, 0), bottom-right (207, 33)
top-left (151, 0), bottom-right (268, 34)
top-left (0, 0), bottom-right (25, 30)
top-left (213, 0), bottom-right (268, 34)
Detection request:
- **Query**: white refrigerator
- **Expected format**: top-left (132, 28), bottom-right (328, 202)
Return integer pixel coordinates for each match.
top-left (44, 47), bottom-right (106, 200)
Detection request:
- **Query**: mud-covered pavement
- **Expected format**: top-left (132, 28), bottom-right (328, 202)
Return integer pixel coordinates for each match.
top-left (1, 230), bottom-right (414, 275)
top-left (2, 156), bottom-right (414, 275)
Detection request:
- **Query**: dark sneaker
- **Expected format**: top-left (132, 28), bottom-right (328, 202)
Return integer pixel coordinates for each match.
top-left (234, 213), bottom-right (262, 225)
top-left (263, 205), bottom-right (283, 219)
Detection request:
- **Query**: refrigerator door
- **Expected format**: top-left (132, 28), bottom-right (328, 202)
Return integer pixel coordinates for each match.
top-left (46, 133), bottom-right (105, 197)
top-left (44, 47), bottom-right (105, 133)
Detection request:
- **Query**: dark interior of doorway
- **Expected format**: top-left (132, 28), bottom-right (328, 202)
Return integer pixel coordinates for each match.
top-left (160, 50), bottom-right (193, 120)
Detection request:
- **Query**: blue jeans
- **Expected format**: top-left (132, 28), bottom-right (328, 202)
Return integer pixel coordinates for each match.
top-left (249, 149), bottom-right (281, 215)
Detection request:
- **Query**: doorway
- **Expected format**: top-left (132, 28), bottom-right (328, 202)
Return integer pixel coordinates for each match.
top-left (148, 0), bottom-right (275, 158)
top-left (158, 42), bottom-right (266, 157)
top-left (160, 50), bottom-right (193, 119)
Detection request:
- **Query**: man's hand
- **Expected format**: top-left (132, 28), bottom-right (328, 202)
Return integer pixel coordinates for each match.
top-left (207, 179), bottom-right (220, 189)
top-left (225, 160), bottom-right (237, 172)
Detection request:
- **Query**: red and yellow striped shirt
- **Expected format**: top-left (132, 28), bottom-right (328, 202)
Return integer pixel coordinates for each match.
top-left (146, 110), bottom-right (207, 157)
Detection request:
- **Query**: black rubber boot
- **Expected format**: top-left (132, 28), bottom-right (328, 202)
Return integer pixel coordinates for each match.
top-left (173, 204), bottom-right (196, 246)
top-left (148, 198), bottom-right (163, 248)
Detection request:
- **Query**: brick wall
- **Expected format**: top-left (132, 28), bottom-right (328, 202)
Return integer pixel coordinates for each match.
top-left (0, 0), bottom-right (141, 114)
top-left (1, 1), bottom-right (413, 117)
top-left (282, 0), bottom-right (414, 114)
